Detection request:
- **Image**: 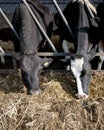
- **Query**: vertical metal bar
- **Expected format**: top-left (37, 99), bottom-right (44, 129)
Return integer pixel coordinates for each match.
top-left (22, 0), bottom-right (57, 53)
top-left (0, 8), bottom-right (20, 40)
top-left (0, 46), bottom-right (5, 55)
top-left (51, 0), bottom-right (74, 39)
top-left (0, 46), bottom-right (5, 63)
top-left (0, 9), bottom-right (5, 57)
top-left (84, 1), bottom-right (94, 18)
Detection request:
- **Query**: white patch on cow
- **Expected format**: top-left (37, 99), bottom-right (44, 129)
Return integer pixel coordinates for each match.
top-left (62, 40), bottom-right (70, 57)
top-left (66, 65), bottom-right (70, 71)
top-left (62, 40), bottom-right (70, 70)
top-left (97, 40), bottom-right (104, 70)
top-left (62, 40), bottom-right (74, 54)
top-left (70, 57), bottom-right (85, 95)
top-left (88, 42), bottom-right (93, 53)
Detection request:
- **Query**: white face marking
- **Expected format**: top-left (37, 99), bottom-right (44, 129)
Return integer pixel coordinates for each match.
top-left (76, 76), bottom-right (84, 94)
top-left (70, 57), bottom-right (84, 78)
top-left (62, 40), bottom-right (70, 60)
top-left (70, 57), bottom-right (85, 94)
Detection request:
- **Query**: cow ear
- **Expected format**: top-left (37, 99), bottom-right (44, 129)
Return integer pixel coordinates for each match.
top-left (90, 17), bottom-right (100, 27)
top-left (87, 45), bottom-right (97, 61)
top-left (42, 58), bottom-right (53, 68)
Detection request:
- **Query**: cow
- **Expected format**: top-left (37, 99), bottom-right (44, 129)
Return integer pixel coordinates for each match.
top-left (53, 0), bottom-right (98, 99)
top-left (11, 0), bottom-right (54, 95)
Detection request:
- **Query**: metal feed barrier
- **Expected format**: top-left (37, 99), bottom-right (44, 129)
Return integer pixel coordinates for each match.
top-left (0, 0), bottom-right (104, 74)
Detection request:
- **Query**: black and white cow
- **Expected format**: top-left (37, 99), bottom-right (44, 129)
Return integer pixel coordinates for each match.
top-left (11, 0), bottom-right (53, 95)
top-left (54, 0), bottom-right (97, 99)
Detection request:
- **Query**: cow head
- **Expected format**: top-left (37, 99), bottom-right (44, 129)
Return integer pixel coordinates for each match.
top-left (64, 45), bottom-right (97, 99)
top-left (13, 52), bottom-right (53, 95)
top-left (20, 54), bottom-right (42, 95)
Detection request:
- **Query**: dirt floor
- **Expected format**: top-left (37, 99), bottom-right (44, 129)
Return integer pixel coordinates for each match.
top-left (0, 40), bottom-right (104, 130)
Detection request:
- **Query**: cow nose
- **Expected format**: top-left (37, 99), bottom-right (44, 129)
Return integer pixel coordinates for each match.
top-left (27, 89), bottom-right (42, 95)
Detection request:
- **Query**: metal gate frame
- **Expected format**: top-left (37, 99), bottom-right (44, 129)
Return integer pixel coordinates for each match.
top-left (0, 0), bottom-right (104, 74)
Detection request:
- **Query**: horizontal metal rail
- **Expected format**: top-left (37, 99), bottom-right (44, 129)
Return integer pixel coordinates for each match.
top-left (0, 52), bottom-right (104, 74)
top-left (3, 52), bottom-right (104, 57)
top-left (0, 2), bottom-right (20, 4)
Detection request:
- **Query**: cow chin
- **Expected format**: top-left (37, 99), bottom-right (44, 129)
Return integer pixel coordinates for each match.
top-left (20, 54), bottom-right (42, 95)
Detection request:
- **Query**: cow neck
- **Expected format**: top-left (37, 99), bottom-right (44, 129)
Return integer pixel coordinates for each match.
top-left (77, 1), bottom-right (89, 55)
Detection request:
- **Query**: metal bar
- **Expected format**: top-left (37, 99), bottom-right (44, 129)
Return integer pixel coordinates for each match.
top-left (0, 8), bottom-right (20, 40)
top-left (84, 1), bottom-right (94, 18)
top-left (4, 52), bottom-right (104, 57)
top-left (0, 2), bottom-right (20, 4)
top-left (3, 52), bottom-right (71, 57)
top-left (22, 0), bottom-right (57, 53)
top-left (0, 68), bottom-right (104, 74)
top-left (0, 69), bottom-right (17, 74)
top-left (51, 0), bottom-right (74, 40)
top-left (39, 52), bottom-right (104, 57)
top-left (95, 53), bottom-right (104, 56)
top-left (0, 46), bottom-right (5, 55)
top-left (38, 52), bottom-right (71, 56)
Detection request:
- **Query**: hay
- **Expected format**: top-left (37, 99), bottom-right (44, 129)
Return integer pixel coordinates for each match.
top-left (0, 71), bottom-right (104, 130)
top-left (0, 37), bottom-right (104, 130)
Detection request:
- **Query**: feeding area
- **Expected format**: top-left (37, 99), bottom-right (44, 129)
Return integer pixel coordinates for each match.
top-left (0, 0), bottom-right (104, 130)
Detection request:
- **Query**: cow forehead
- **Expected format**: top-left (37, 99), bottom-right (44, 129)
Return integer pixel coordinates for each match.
top-left (70, 57), bottom-right (84, 78)
top-left (71, 57), bottom-right (84, 67)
